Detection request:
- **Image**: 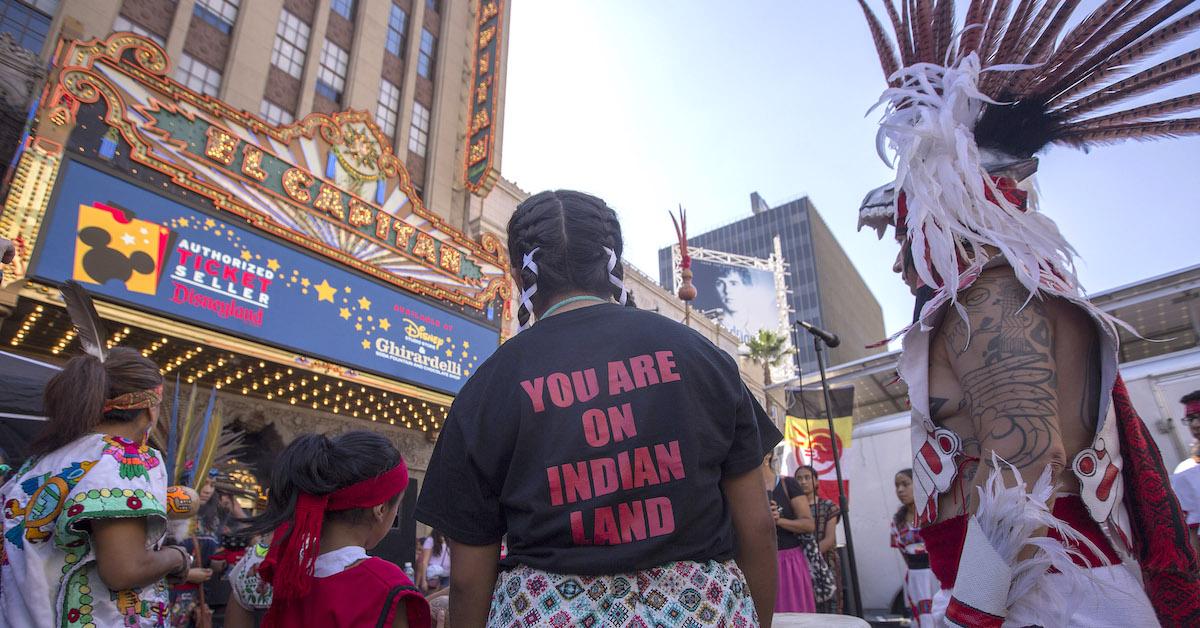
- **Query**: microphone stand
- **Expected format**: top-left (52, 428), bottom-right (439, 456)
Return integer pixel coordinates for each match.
top-left (812, 334), bottom-right (863, 618)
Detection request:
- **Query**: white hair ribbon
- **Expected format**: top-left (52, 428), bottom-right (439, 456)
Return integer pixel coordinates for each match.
top-left (518, 247), bottom-right (540, 330)
top-left (603, 246), bottom-right (628, 306)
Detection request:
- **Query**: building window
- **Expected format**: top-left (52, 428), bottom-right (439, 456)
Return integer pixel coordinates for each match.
top-left (375, 79), bottom-right (401, 137)
top-left (316, 40), bottom-right (349, 103)
top-left (330, 0), bottom-right (354, 20)
top-left (425, 0), bottom-right (437, 13)
top-left (194, 0), bottom-right (239, 35)
top-left (417, 28), bottom-right (435, 78)
top-left (408, 102), bottom-right (429, 157)
top-left (174, 53), bottom-right (222, 97)
top-left (0, 0), bottom-right (53, 53)
top-left (271, 9), bottom-right (310, 79)
top-left (260, 99), bottom-right (294, 126)
top-left (385, 4), bottom-right (407, 57)
top-left (112, 15), bottom-right (165, 45)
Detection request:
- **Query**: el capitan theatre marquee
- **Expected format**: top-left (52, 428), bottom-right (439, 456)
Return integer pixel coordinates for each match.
top-left (31, 160), bottom-right (497, 396)
top-left (0, 33), bottom-right (513, 432)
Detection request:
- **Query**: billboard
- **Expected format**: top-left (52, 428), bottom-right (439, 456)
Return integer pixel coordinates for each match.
top-left (30, 159), bottom-right (499, 395)
top-left (688, 258), bottom-right (780, 342)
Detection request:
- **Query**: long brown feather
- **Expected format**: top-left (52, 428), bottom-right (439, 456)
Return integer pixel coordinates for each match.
top-left (1068, 92), bottom-right (1200, 129)
top-left (1039, 0), bottom-right (1133, 77)
top-left (882, 0), bottom-right (914, 66)
top-left (991, 0), bottom-right (1058, 94)
top-left (858, 0), bottom-right (902, 82)
top-left (980, 0), bottom-right (1016, 63)
top-left (1049, 7), bottom-right (1200, 105)
top-left (933, 0), bottom-right (957, 64)
top-left (959, 0), bottom-right (996, 60)
top-left (1011, 0), bottom-right (1083, 95)
top-left (1055, 116), bottom-right (1200, 147)
top-left (1056, 48), bottom-right (1200, 117)
top-left (993, 0), bottom-right (1040, 65)
top-left (1042, 0), bottom-right (1169, 98)
top-left (982, 0), bottom-right (1038, 94)
top-left (914, 0), bottom-right (936, 63)
top-left (60, 281), bottom-right (109, 362)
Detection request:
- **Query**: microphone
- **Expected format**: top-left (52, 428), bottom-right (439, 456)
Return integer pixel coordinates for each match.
top-left (795, 320), bottom-right (840, 347)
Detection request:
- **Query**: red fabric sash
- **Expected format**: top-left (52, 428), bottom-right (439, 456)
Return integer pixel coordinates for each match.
top-left (1112, 376), bottom-right (1200, 627)
top-left (259, 462), bottom-right (409, 626)
top-left (1185, 400), bottom-right (1200, 416)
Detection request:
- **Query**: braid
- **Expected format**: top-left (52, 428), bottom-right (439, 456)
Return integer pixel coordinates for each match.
top-left (506, 190), bottom-right (635, 327)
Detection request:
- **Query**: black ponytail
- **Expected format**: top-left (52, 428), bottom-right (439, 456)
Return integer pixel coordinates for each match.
top-left (506, 190), bottom-right (636, 327)
top-left (242, 430), bottom-right (402, 535)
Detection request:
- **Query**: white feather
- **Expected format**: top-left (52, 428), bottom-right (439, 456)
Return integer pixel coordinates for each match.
top-left (972, 453), bottom-right (1119, 627)
top-left (873, 54), bottom-right (1087, 320)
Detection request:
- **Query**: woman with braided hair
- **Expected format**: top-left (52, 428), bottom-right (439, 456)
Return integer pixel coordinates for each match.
top-left (417, 190), bottom-right (783, 626)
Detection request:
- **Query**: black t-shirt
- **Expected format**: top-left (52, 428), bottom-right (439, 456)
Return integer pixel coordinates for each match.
top-left (770, 476), bottom-right (805, 550)
top-left (415, 303), bottom-right (782, 575)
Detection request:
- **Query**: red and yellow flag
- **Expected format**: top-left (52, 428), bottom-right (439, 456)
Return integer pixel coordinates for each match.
top-left (785, 386), bottom-right (855, 504)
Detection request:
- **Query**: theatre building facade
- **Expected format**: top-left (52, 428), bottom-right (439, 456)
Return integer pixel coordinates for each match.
top-left (0, 15), bottom-right (513, 562)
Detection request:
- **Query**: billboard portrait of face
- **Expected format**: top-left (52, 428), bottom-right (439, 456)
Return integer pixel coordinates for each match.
top-left (688, 258), bottom-right (779, 342)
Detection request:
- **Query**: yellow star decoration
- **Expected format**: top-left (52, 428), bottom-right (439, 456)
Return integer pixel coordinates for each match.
top-left (314, 280), bottom-right (337, 303)
top-left (379, 318), bottom-right (391, 331)
top-left (301, 278), bottom-right (311, 287)
top-left (445, 348), bottom-right (454, 357)
top-left (266, 259), bottom-right (281, 272)
top-left (357, 296), bottom-right (372, 311)
top-left (463, 341), bottom-right (471, 349)
top-left (361, 339), bottom-right (371, 349)
top-left (240, 249), bottom-right (253, 261)
top-left (178, 217), bottom-right (190, 227)
top-left (355, 323), bottom-right (363, 331)
top-left (205, 218), bottom-right (216, 228)
top-left (339, 308), bottom-right (351, 320)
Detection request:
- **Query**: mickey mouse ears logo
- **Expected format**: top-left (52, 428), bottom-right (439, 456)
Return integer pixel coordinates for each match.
top-left (71, 202), bottom-right (171, 296)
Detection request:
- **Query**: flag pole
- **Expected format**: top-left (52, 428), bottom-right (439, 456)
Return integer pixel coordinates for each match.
top-left (813, 336), bottom-right (863, 618)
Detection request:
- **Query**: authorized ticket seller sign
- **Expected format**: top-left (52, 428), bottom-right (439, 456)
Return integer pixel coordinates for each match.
top-left (31, 160), bottom-right (499, 395)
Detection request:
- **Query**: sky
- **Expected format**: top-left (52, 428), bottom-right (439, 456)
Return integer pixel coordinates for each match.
top-left (499, 1), bottom-right (1200, 338)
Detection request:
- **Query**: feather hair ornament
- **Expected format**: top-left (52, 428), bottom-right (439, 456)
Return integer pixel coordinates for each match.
top-left (856, 0), bottom-right (1200, 320)
top-left (59, 281), bottom-right (109, 362)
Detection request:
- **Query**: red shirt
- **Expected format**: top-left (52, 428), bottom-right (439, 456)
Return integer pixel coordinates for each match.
top-left (264, 557), bottom-right (430, 628)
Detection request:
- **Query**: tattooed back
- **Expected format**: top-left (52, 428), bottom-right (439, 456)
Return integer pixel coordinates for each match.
top-left (925, 266), bottom-right (1101, 522)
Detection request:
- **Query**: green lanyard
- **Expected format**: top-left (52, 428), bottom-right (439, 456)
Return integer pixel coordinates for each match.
top-left (541, 295), bottom-right (607, 319)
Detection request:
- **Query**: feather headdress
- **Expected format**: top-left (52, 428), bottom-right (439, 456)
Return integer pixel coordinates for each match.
top-left (856, 0), bottom-right (1200, 317)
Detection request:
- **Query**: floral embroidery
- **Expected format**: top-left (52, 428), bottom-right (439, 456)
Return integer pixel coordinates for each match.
top-left (67, 504), bottom-right (84, 517)
top-left (127, 496), bottom-right (142, 510)
top-left (101, 436), bottom-right (161, 481)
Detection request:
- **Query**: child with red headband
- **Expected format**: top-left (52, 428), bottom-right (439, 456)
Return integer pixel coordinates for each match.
top-left (243, 431), bottom-right (429, 628)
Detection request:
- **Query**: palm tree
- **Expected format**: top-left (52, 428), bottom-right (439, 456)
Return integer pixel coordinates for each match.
top-left (745, 329), bottom-right (792, 417)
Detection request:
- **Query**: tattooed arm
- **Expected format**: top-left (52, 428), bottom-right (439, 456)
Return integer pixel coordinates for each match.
top-left (942, 271), bottom-right (1067, 519)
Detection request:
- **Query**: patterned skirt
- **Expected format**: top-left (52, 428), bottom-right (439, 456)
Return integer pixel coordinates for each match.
top-left (488, 560), bottom-right (759, 627)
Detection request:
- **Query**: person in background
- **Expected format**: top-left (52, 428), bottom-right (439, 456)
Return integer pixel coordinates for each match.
top-left (223, 533), bottom-right (272, 628)
top-left (416, 529), bottom-right (450, 593)
top-left (795, 464), bottom-right (841, 613)
top-left (415, 190), bottom-right (781, 627)
top-left (0, 348), bottom-right (210, 627)
top-left (891, 469), bottom-right (940, 628)
top-left (242, 432), bottom-right (429, 628)
top-left (763, 451), bottom-right (816, 613)
top-left (1171, 390), bottom-right (1200, 563)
